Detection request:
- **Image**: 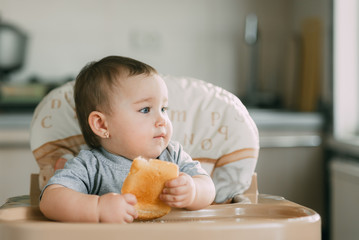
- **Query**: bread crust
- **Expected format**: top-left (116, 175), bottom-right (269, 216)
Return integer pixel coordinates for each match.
top-left (122, 157), bottom-right (179, 220)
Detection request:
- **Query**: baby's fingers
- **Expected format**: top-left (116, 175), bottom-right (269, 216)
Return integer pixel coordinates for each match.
top-left (165, 173), bottom-right (188, 187)
top-left (162, 185), bottom-right (187, 195)
top-left (160, 193), bottom-right (187, 208)
top-left (123, 193), bottom-right (137, 205)
top-left (124, 210), bottom-right (138, 223)
top-left (126, 206), bottom-right (138, 219)
top-left (123, 214), bottom-right (133, 223)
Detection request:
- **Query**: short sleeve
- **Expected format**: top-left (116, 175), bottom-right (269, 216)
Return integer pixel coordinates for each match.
top-left (40, 151), bottom-right (93, 198)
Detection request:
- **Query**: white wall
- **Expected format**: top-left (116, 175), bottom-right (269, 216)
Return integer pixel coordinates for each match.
top-left (0, 0), bottom-right (292, 97)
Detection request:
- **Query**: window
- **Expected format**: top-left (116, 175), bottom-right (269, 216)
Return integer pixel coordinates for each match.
top-left (333, 0), bottom-right (359, 139)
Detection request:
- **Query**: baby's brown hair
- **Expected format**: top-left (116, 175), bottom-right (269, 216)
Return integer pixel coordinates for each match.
top-left (74, 56), bottom-right (158, 149)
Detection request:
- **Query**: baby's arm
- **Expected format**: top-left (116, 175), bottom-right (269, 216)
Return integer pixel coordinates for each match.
top-left (160, 173), bottom-right (215, 210)
top-left (40, 184), bottom-right (138, 223)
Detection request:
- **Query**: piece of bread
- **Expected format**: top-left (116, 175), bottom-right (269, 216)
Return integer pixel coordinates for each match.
top-left (122, 157), bottom-right (179, 220)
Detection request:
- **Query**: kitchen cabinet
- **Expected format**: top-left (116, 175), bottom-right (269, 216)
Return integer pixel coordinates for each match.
top-left (330, 158), bottom-right (359, 240)
top-left (326, 138), bottom-right (359, 240)
top-left (0, 114), bottom-right (38, 205)
top-left (249, 109), bottom-right (324, 218)
top-left (256, 142), bottom-right (323, 216)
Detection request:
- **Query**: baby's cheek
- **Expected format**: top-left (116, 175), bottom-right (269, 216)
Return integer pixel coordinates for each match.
top-left (166, 121), bottom-right (173, 138)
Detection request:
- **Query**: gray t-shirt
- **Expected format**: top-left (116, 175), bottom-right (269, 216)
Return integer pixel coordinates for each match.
top-left (42, 141), bottom-right (207, 197)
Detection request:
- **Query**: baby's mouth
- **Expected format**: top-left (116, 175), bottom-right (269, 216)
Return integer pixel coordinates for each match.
top-left (154, 133), bottom-right (166, 139)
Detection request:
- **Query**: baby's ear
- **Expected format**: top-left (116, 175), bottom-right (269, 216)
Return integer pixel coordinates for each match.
top-left (88, 111), bottom-right (108, 138)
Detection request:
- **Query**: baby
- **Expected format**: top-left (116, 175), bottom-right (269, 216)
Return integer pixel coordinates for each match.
top-left (39, 56), bottom-right (216, 223)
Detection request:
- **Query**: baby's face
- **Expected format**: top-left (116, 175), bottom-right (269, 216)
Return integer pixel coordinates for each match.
top-left (103, 74), bottom-right (173, 159)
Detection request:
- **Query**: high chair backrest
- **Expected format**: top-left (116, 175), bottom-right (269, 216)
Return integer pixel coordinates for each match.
top-left (30, 75), bottom-right (259, 203)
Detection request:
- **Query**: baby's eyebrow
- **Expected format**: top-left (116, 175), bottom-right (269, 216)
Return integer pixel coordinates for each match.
top-left (133, 97), bottom-right (168, 105)
top-left (133, 97), bottom-right (153, 104)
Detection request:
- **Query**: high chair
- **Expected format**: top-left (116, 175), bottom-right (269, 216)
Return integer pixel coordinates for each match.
top-left (0, 75), bottom-right (321, 240)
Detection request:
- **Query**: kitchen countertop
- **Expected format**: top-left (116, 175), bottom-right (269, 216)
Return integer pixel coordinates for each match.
top-left (0, 113), bottom-right (33, 147)
top-left (248, 108), bottom-right (324, 132)
top-left (0, 113), bottom-right (33, 129)
top-left (327, 135), bottom-right (359, 158)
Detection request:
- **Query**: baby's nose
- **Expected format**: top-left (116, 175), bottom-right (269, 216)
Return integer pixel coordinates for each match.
top-left (155, 113), bottom-right (167, 127)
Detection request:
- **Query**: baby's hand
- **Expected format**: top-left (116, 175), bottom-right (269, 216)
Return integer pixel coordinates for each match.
top-left (160, 172), bottom-right (196, 208)
top-left (98, 193), bottom-right (138, 223)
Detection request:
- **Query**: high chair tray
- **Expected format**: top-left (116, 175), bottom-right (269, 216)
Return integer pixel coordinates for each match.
top-left (0, 194), bottom-right (321, 240)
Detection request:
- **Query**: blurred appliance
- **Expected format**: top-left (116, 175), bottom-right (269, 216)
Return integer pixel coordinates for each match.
top-left (0, 21), bottom-right (27, 82)
top-left (243, 13), bottom-right (259, 107)
top-left (243, 14), bottom-right (279, 108)
top-left (0, 22), bottom-right (54, 112)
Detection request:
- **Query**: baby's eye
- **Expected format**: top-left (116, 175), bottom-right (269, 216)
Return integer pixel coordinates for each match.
top-left (162, 106), bottom-right (169, 113)
top-left (140, 107), bottom-right (150, 113)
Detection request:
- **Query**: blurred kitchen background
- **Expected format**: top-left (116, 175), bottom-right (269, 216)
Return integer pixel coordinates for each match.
top-left (0, 0), bottom-right (358, 239)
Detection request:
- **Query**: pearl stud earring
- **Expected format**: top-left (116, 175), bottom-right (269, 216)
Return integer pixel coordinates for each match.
top-left (104, 131), bottom-right (109, 138)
